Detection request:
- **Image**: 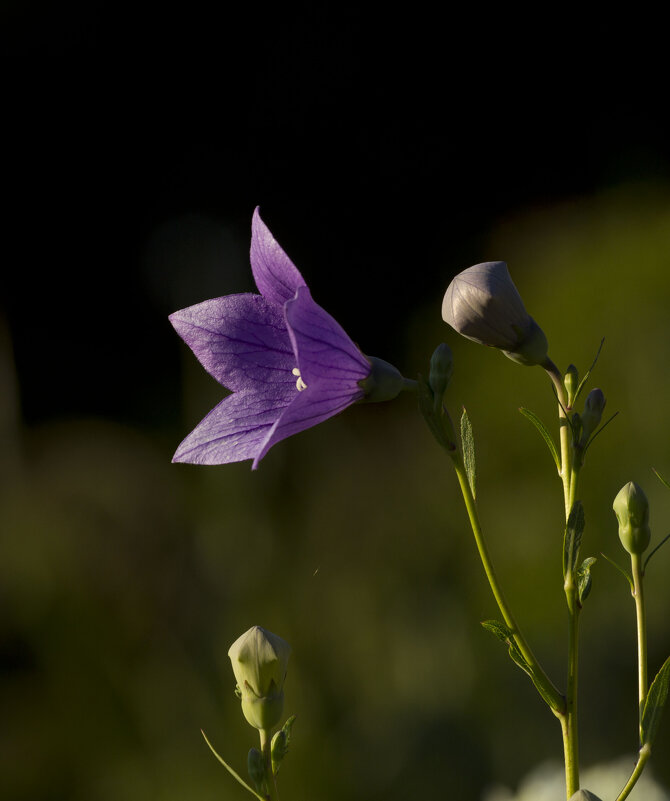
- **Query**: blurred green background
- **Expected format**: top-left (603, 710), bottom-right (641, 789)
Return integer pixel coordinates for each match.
top-left (3, 4), bottom-right (670, 800)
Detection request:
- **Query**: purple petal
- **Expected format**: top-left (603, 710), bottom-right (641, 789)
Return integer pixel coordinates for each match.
top-left (172, 387), bottom-right (294, 465)
top-left (169, 293), bottom-right (296, 393)
top-left (284, 285), bottom-right (370, 389)
top-left (250, 207), bottom-right (306, 305)
top-left (253, 380), bottom-right (364, 468)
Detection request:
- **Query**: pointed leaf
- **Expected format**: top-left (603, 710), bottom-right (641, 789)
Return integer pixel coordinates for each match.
top-left (600, 552), bottom-right (634, 591)
top-left (460, 408), bottom-right (476, 499)
top-left (644, 532), bottom-right (670, 572)
top-left (652, 467), bottom-right (670, 491)
top-left (641, 655), bottom-right (670, 747)
top-left (271, 715), bottom-right (296, 776)
top-left (519, 407), bottom-right (561, 471)
top-left (201, 730), bottom-right (266, 801)
top-left (574, 338), bottom-right (605, 402)
top-left (563, 501), bottom-right (585, 580)
top-left (577, 557), bottom-right (597, 604)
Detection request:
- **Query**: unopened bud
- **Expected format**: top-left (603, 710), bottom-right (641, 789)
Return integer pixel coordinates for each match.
top-left (564, 364), bottom-right (579, 409)
top-left (613, 481), bottom-right (651, 555)
top-left (229, 626), bottom-right (291, 731)
top-left (247, 748), bottom-right (267, 793)
top-left (579, 388), bottom-right (606, 445)
top-left (429, 343), bottom-right (454, 402)
top-left (569, 791), bottom-right (604, 801)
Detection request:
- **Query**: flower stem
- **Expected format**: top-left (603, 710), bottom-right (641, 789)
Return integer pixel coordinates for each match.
top-left (260, 729), bottom-right (279, 801)
top-left (631, 553), bottom-right (648, 724)
top-left (449, 451), bottom-right (565, 713)
top-left (615, 744), bottom-right (651, 801)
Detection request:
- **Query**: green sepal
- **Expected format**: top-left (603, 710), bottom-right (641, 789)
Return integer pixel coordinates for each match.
top-left (600, 552), bottom-right (634, 592)
top-left (641, 655), bottom-right (670, 747)
top-left (247, 748), bottom-right (268, 795)
top-left (200, 730), bottom-right (266, 801)
top-left (573, 338), bottom-right (605, 403)
top-left (271, 715), bottom-right (296, 776)
top-left (519, 407), bottom-right (560, 472)
top-left (417, 375), bottom-right (456, 451)
top-left (563, 501), bottom-right (585, 581)
top-left (652, 467), bottom-right (670, 490)
top-left (577, 557), bottom-right (597, 604)
top-left (481, 620), bottom-right (558, 709)
top-left (460, 408), bottom-right (476, 499)
top-left (569, 791), bottom-right (605, 801)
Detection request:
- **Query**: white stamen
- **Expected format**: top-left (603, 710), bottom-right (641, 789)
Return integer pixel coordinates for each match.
top-left (292, 367), bottom-right (307, 391)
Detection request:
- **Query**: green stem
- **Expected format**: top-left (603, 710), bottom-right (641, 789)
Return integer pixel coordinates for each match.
top-left (450, 452), bottom-right (565, 713)
top-left (614, 745), bottom-right (651, 801)
top-left (544, 357), bottom-right (580, 798)
top-left (631, 553), bottom-right (648, 722)
top-left (260, 729), bottom-right (279, 801)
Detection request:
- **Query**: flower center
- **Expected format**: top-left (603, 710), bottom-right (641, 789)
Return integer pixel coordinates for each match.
top-left (292, 367), bottom-right (307, 391)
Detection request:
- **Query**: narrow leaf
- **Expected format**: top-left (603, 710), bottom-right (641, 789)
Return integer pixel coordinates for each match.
top-left (600, 552), bottom-right (634, 591)
top-left (519, 407), bottom-right (561, 471)
top-left (574, 338), bottom-right (605, 402)
top-left (644, 532), bottom-right (670, 572)
top-left (577, 557), bottom-right (597, 604)
top-left (201, 730), bottom-right (266, 801)
top-left (641, 655), bottom-right (670, 746)
top-left (563, 501), bottom-right (585, 580)
top-left (460, 408), bottom-right (476, 499)
top-left (652, 467), bottom-right (670, 490)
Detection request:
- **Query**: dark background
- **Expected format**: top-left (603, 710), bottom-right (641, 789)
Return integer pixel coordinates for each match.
top-left (2, 4), bottom-right (670, 801)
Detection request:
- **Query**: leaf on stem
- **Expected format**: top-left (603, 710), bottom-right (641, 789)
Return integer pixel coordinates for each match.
top-left (641, 655), bottom-right (670, 747)
top-left (600, 552), bottom-right (634, 591)
top-left (563, 501), bottom-right (585, 580)
top-left (644, 532), bottom-right (670, 572)
top-left (577, 556), bottom-right (597, 604)
top-left (201, 730), bottom-right (266, 801)
top-left (460, 408), bottom-right (476, 499)
top-left (481, 620), bottom-right (558, 709)
top-left (519, 407), bottom-right (561, 471)
top-left (574, 338), bottom-right (605, 403)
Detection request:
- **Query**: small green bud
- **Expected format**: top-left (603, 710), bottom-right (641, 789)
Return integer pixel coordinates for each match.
top-left (359, 356), bottom-right (405, 402)
top-left (569, 791), bottom-right (604, 801)
top-left (229, 626), bottom-right (291, 732)
top-left (579, 388), bottom-right (606, 446)
top-left (613, 481), bottom-right (651, 555)
top-left (428, 343), bottom-right (454, 402)
top-left (564, 364), bottom-right (579, 408)
top-left (247, 748), bottom-right (267, 794)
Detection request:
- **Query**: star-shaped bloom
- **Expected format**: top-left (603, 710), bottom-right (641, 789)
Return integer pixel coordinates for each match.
top-left (169, 208), bottom-right (374, 469)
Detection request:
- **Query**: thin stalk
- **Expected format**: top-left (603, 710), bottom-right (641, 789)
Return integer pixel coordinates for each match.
top-left (631, 553), bottom-right (648, 716)
top-left (260, 729), bottom-right (279, 801)
top-left (614, 744), bottom-right (651, 801)
top-left (450, 452), bottom-right (565, 713)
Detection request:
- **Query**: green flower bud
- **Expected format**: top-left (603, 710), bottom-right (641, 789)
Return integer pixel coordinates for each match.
top-left (428, 343), bottom-right (454, 402)
top-left (613, 481), bottom-right (651, 555)
top-left (569, 791), bottom-right (604, 801)
top-left (229, 626), bottom-right (291, 732)
top-left (360, 356), bottom-right (405, 402)
top-left (579, 388), bottom-right (606, 446)
top-left (564, 364), bottom-right (579, 409)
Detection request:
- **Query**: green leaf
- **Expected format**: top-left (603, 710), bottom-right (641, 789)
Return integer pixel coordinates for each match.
top-left (600, 552), bottom-right (634, 591)
top-left (652, 467), bottom-right (670, 490)
top-left (201, 730), bottom-right (266, 801)
top-left (519, 407), bottom-right (561, 471)
top-left (271, 715), bottom-right (296, 776)
top-left (563, 501), bottom-right (585, 580)
top-left (644, 532), bottom-right (670, 572)
top-left (481, 620), bottom-right (557, 708)
top-left (574, 338), bottom-right (605, 403)
top-left (641, 655), bottom-right (670, 747)
top-left (460, 408), bottom-right (476, 499)
top-left (577, 557), bottom-right (597, 604)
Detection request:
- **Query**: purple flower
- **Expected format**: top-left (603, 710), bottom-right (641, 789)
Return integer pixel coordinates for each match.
top-left (169, 208), bottom-right (373, 469)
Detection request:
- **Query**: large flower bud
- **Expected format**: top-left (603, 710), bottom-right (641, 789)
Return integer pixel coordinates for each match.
top-left (442, 261), bottom-right (548, 366)
top-left (229, 626), bottom-right (291, 731)
top-left (613, 481), bottom-right (651, 555)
